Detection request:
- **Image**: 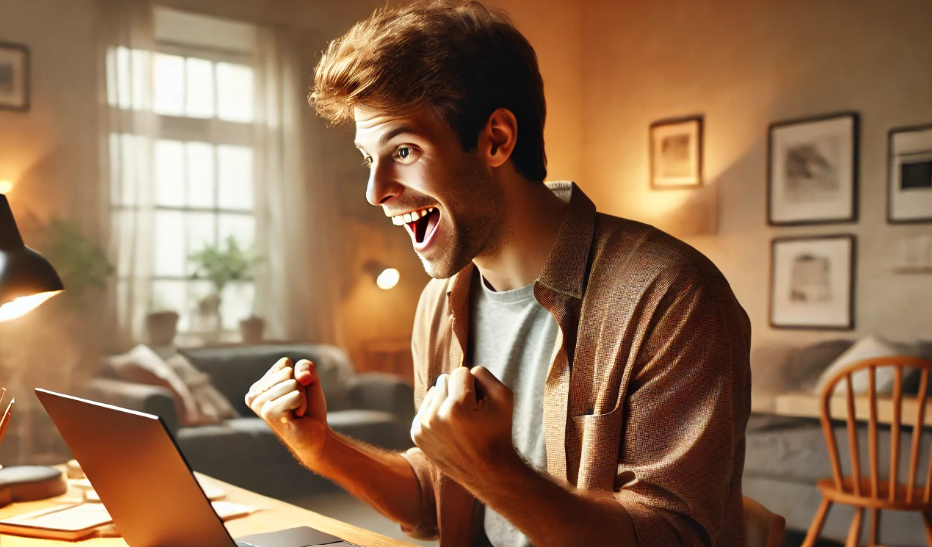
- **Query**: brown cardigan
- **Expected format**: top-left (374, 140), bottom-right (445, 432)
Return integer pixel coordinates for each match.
top-left (401, 182), bottom-right (752, 547)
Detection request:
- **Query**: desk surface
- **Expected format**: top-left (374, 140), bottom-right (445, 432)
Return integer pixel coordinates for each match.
top-left (0, 473), bottom-right (417, 547)
top-left (753, 390), bottom-right (932, 426)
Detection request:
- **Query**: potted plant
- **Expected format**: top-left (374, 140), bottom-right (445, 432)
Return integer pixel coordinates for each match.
top-left (188, 235), bottom-right (262, 335)
top-left (239, 314), bottom-right (265, 344)
top-left (146, 294), bottom-right (179, 347)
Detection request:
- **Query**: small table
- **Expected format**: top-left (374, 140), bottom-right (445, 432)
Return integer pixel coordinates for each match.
top-left (0, 472), bottom-right (417, 547)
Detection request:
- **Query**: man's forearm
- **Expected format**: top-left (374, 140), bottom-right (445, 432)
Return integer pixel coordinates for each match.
top-left (300, 429), bottom-right (423, 530)
top-left (464, 451), bottom-right (637, 547)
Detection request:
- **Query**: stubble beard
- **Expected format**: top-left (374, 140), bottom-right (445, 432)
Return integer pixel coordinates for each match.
top-left (418, 153), bottom-right (502, 279)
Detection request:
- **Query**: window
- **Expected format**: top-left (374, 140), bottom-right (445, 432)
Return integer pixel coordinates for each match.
top-left (108, 9), bottom-right (260, 340)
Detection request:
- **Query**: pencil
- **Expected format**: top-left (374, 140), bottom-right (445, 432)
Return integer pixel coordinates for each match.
top-left (0, 398), bottom-right (13, 446)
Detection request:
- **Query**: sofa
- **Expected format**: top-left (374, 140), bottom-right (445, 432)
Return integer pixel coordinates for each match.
top-left (745, 338), bottom-right (932, 546)
top-left (84, 344), bottom-right (415, 500)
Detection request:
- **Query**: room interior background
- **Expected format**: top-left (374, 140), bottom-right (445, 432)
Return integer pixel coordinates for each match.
top-left (0, 0), bottom-right (929, 465)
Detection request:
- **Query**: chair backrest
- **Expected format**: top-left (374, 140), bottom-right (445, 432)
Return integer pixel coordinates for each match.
top-left (743, 496), bottom-right (786, 547)
top-left (818, 356), bottom-right (932, 503)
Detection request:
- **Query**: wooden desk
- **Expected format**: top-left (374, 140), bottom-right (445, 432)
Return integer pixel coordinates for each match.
top-left (0, 473), bottom-right (417, 547)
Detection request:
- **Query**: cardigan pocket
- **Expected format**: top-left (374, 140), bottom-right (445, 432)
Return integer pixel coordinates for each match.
top-left (568, 405), bottom-right (624, 491)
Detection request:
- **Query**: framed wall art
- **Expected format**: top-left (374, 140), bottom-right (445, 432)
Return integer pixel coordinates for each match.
top-left (0, 42), bottom-right (29, 112)
top-left (767, 113), bottom-right (858, 225)
top-left (888, 124), bottom-right (932, 223)
top-left (770, 234), bottom-right (855, 330)
top-left (650, 116), bottom-right (702, 189)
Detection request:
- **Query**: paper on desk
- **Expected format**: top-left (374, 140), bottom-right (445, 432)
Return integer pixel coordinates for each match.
top-left (72, 475), bottom-right (227, 502)
top-left (0, 503), bottom-right (112, 532)
top-left (0, 499), bottom-right (255, 535)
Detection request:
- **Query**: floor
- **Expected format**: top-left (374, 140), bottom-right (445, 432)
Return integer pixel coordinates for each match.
top-left (286, 491), bottom-right (438, 546)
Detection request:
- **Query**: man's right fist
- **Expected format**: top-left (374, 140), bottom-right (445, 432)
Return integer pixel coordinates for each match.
top-left (245, 357), bottom-right (329, 463)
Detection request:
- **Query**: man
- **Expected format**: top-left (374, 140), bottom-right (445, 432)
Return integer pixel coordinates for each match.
top-left (246, 1), bottom-right (751, 546)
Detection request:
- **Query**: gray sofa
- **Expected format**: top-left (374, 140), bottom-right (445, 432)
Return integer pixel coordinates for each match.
top-left (85, 344), bottom-right (415, 500)
top-left (746, 339), bottom-right (932, 546)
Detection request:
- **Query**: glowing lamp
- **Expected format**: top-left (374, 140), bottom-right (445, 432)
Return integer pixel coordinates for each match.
top-left (363, 260), bottom-right (400, 291)
top-left (376, 268), bottom-right (400, 290)
top-left (0, 195), bottom-right (64, 321)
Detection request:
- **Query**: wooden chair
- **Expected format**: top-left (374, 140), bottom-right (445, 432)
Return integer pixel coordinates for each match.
top-left (745, 495), bottom-right (786, 547)
top-left (802, 356), bottom-right (932, 547)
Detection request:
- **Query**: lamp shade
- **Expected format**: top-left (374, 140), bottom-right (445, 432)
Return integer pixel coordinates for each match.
top-left (0, 195), bottom-right (64, 321)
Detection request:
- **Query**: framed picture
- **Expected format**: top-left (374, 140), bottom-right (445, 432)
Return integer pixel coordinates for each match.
top-left (0, 42), bottom-right (29, 112)
top-left (888, 124), bottom-right (932, 223)
top-left (770, 235), bottom-right (855, 330)
top-left (650, 116), bottom-right (702, 189)
top-left (767, 112), bottom-right (858, 225)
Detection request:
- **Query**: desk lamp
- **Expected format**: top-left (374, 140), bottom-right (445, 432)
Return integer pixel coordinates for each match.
top-left (0, 192), bottom-right (66, 507)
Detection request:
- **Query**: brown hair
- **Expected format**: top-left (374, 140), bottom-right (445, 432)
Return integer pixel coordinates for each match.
top-left (311, 0), bottom-right (547, 181)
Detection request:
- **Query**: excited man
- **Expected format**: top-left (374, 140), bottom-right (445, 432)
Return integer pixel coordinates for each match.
top-left (246, 2), bottom-right (752, 546)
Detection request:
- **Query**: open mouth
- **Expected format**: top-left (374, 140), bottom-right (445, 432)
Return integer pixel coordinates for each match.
top-left (391, 207), bottom-right (441, 246)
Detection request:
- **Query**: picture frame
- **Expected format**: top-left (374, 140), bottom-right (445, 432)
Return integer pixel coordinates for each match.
top-left (767, 112), bottom-right (858, 225)
top-left (888, 124), bottom-right (932, 223)
top-left (770, 234), bottom-right (856, 330)
top-left (0, 42), bottom-right (29, 112)
top-left (650, 116), bottom-right (702, 189)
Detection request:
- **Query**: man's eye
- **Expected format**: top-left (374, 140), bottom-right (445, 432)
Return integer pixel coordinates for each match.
top-left (392, 146), bottom-right (418, 164)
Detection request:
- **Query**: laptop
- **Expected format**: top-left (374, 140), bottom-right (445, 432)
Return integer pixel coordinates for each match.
top-left (36, 388), bottom-right (355, 547)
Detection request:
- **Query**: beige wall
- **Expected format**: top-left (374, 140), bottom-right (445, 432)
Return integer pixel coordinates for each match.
top-left (3, 0), bottom-right (929, 374)
top-left (580, 0), bottom-right (932, 350)
top-left (0, 0), bottom-right (100, 232)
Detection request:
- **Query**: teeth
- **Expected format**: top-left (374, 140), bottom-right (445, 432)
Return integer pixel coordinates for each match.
top-left (390, 207), bottom-right (435, 226)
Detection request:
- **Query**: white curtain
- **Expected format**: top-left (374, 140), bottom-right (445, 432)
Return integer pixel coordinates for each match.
top-left (252, 27), bottom-right (344, 346)
top-left (97, 0), bottom-right (157, 348)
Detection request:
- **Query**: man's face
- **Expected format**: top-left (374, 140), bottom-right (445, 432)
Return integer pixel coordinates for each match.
top-left (354, 106), bottom-right (503, 279)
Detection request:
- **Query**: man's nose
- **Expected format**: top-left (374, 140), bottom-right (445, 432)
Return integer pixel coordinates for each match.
top-left (365, 162), bottom-right (402, 206)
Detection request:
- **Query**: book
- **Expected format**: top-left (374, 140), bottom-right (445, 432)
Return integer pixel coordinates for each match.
top-left (0, 500), bottom-right (256, 540)
top-left (0, 503), bottom-right (112, 541)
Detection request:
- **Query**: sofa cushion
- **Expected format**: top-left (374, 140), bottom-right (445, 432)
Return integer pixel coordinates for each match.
top-left (750, 340), bottom-right (852, 396)
top-left (745, 414), bottom-right (932, 485)
top-left (106, 344), bottom-right (210, 425)
top-left (175, 411), bottom-right (411, 468)
top-left (180, 345), bottom-right (354, 415)
top-left (814, 335), bottom-right (921, 396)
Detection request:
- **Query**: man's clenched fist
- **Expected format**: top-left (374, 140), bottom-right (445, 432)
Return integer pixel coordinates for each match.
top-left (411, 366), bottom-right (518, 488)
top-left (246, 357), bottom-right (329, 464)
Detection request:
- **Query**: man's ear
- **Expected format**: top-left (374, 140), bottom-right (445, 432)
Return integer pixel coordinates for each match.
top-left (480, 108), bottom-right (518, 169)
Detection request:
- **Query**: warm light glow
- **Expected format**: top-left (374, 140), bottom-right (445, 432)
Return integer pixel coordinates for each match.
top-left (376, 268), bottom-right (400, 290)
top-left (0, 291), bottom-right (63, 321)
top-left (0, 180), bottom-right (13, 194)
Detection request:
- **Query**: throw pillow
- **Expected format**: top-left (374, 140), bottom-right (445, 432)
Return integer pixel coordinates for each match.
top-left (107, 344), bottom-right (203, 425)
top-left (164, 353), bottom-right (238, 422)
top-left (813, 335), bottom-right (920, 396)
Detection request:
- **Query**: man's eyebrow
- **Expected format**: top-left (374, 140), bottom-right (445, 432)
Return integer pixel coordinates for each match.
top-left (355, 125), bottom-right (418, 153)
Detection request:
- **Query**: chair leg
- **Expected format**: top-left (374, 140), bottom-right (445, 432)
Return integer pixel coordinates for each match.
top-left (802, 497), bottom-right (833, 547)
top-left (921, 511), bottom-right (932, 547)
top-left (846, 507), bottom-right (863, 547)
top-left (869, 509), bottom-right (880, 546)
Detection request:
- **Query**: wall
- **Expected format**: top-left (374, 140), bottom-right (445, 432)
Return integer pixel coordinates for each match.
top-left (0, 0), bottom-right (99, 231)
top-left (581, 0), bottom-right (932, 351)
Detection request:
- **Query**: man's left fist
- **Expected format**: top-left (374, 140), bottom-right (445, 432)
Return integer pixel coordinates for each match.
top-left (411, 366), bottom-right (517, 485)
